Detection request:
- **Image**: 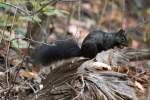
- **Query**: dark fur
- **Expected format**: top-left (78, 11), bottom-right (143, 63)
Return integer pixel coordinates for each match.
top-left (81, 29), bottom-right (128, 58)
top-left (33, 29), bottom-right (128, 66)
top-left (33, 39), bottom-right (81, 66)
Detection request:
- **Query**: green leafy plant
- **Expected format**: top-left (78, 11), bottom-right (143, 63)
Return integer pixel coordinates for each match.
top-left (19, 15), bottom-right (41, 22)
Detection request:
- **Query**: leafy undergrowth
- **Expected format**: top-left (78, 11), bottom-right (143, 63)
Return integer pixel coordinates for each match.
top-left (0, 0), bottom-right (149, 100)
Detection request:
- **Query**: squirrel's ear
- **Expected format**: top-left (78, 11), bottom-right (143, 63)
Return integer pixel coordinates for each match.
top-left (115, 29), bottom-right (126, 35)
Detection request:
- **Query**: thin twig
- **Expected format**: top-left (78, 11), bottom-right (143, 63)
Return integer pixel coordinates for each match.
top-left (0, 86), bottom-right (13, 94)
top-left (4, 5), bottom-right (17, 98)
top-left (99, 0), bottom-right (108, 27)
top-left (0, 15), bottom-right (9, 42)
top-left (0, 2), bottom-right (29, 15)
top-left (75, 0), bottom-right (81, 43)
top-left (72, 75), bottom-right (85, 100)
top-left (5, 42), bottom-right (11, 88)
top-left (27, 82), bottom-right (38, 99)
top-left (108, 0), bottom-right (113, 31)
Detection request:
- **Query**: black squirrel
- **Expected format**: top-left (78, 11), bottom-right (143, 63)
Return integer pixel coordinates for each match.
top-left (81, 29), bottom-right (128, 58)
top-left (32, 29), bottom-right (128, 66)
top-left (32, 39), bottom-right (81, 66)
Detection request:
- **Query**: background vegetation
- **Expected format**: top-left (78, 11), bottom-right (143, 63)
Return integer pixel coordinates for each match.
top-left (0, 0), bottom-right (149, 100)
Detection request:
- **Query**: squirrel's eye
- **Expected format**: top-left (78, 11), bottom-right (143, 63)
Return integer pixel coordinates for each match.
top-left (122, 37), bottom-right (125, 41)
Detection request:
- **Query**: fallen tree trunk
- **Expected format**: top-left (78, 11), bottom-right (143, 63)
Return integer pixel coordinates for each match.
top-left (23, 48), bottom-right (150, 100)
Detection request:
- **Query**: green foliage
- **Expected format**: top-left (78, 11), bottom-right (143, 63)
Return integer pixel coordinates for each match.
top-left (31, 1), bottom-right (69, 17)
top-left (43, 6), bottom-right (69, 17)
top-left (0, 1), bottom-right (69, 49)
top-left (15, 27), bottom-right (26, 36)
top-left (0, 20), bottom-right (12, 27)
top-left (0, 3), bottom-right (11, 10)
top-left (11, 39), bottom-right (29, 48)
top-left (19, 15), bottom-right (41, 22)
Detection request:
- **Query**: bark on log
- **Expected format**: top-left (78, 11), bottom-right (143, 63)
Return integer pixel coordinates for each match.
top-left (24, 48), bottom-right (150, 100)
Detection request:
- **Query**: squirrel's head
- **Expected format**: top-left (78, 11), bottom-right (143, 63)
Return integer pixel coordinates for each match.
top-left (115, 29), bottom-right (128, 48)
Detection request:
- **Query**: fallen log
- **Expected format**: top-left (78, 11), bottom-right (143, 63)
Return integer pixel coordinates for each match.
top-left (24, 48), bottom-right (150, 100)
